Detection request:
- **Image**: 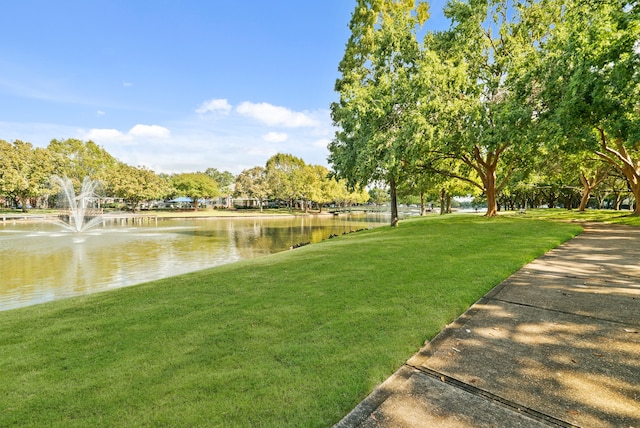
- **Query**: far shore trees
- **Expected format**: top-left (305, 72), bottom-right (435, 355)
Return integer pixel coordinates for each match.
top-left (265, 153), bottom-right (306, 210)
top-left (234, 166), bottom-right (269, 211)
top-left (0, 140), bottom-right (52, 212)
top-left (171, 173), bottom-right (219, 211)
top-left (235, 154), bottom-right (368, 212)
top-left (0, 137), bottom-right (380, 213)
top-left (110, 163), bottom-right (171, 211)
top-left (205, 168), bottom-right (234, 208)
top-left (305, 165), bottom-right (330, 213)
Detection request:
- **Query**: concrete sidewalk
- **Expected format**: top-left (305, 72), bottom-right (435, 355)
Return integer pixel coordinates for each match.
top-left (336, 223), bottom-right (640, 427)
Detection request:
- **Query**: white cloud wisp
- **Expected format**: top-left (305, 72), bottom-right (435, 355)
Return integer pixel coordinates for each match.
top-left (195, 98), bottom-right (232, 114)
top-left (236, 101), bottom-right (319, 128)
top-left (262, 132), bottom-right (288, 143)
top-left (83, 124), bottom-right (171, 144)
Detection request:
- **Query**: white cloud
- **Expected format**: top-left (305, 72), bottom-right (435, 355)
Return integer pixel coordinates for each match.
top-left (85, 128), bottom-right (127, 142)
top-left (96, 110), bottom-right (106, 116)
top-left (195, 98), bottom-right (232, 114)
top-left (236, 101), bottom-right (319, 128)
top-left (83, 124), bottom-right (170, 143)
top-left (129, 124), bottom-right (171, 138)
top-left (263, 132), bottom-right (288, 143)
top-left (122, 81), bottom-right (133, 87)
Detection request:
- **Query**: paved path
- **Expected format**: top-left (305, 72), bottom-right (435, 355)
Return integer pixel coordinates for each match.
top-left (336, 223), bottom-right (640, 427)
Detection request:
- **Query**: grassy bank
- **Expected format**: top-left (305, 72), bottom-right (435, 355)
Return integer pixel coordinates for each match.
top-left (0, 215), bottom-right (581, 427)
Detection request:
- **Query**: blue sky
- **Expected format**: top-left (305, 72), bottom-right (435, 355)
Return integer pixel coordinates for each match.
top-left (1, 1), bottom-right (449, 174)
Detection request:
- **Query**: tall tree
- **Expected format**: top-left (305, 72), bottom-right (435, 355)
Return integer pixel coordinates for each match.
top-left (538, 0), bottom-right (640, 214)
top-left (330, 0), bottom-right (429, 226)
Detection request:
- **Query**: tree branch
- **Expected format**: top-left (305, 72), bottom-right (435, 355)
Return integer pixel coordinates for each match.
top-left (496, 167), bottom-right (515, 194)
top-left (460, 151), bottom-right (487, 182)
top-left (417, 163), bottom-right (484, 191)
top-left (596, 128), bottom-right (635, 172)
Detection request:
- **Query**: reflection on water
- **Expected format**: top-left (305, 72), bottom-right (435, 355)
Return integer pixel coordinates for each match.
top-left (0, 215), bottom-right (386, 311)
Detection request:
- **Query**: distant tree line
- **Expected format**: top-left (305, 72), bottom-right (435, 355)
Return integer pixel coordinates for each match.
top-left (0, 138), bottom-right (368, 213)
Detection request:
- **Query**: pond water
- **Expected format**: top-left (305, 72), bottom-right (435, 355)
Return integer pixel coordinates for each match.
top-left (0, 214), bottom-right (388, 311)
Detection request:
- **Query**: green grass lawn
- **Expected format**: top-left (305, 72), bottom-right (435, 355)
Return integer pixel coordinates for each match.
top-left (515, 207), bottom-right (640, 225)
top-left (0, 215), bottom-right (582, 427)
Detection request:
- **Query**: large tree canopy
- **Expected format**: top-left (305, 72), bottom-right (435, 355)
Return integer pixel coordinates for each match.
top-left (417, 0), bottom-right (555, 216)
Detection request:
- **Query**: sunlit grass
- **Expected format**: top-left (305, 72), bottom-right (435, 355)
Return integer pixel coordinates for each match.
top-left (513, 208), bottom-right (640, 226)
top-left (0, 215), bottom-right (581, 427)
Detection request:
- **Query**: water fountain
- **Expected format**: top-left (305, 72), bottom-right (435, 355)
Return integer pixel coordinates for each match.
top-left (53, 176), bottom-right (105, 234)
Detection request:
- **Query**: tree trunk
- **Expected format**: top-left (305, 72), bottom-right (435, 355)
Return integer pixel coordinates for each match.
top-left (465, 145), bottom-right (503, 217)
top-left (578, 174), bottom-right (591, 211)
top-left (439, 188), bottom-right (446, 215)
top-left (578, 192), bottom-right (590, 211)
top-left (596, 131), bottom-right (640, 215)
top-left (389, 178), bottom-right (399, 227)
top-left (630, 181), bottom-right (640, 216)
top-left (420, 192), bottom-right (426, 216)
top-left (606, 169), bottom-right (640, 215)
top-left (484, 168), bottom-right (498, 217)
top-left (615, 193), bottom-right (623, 210)
top-left (579, 168), bottom-right (610, 212)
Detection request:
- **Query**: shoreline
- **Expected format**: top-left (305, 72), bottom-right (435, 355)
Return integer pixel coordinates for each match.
top-left (0, 208), bottom-right (351, 224)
